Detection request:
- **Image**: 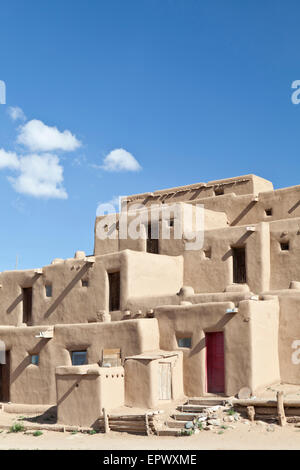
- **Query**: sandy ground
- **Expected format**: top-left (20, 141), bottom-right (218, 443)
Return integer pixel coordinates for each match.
top-left (2, 383), bottom-right (300, 450)
top-left (0, 422), bottom-right (300, 450)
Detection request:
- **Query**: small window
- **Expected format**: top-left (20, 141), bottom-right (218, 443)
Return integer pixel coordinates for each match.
top-left (177, 337), bottom-right (192, 348)
top-left (31, 354), bottom-right (39, 366)
top-left (71, 351), bottom-right (87, 366)
top-left (45, 285), bottom-right (52, 298)
top-left (169, 219), bottom-right (174, 227)
top-left (102, 348), bottom-right (121, 367)
top-left (204, 248), bottom-right (211, 259)
top-left (214, 187), bottom-right (224, 196)
top-left (280, 242), bottom-right (289, 251)
top-left (265, 208), bottom-right (272, 216)
top-left (81, 279), bottom-right (89, 288)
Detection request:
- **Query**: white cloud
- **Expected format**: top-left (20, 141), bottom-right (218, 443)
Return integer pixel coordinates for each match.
top-left (0, 149), bottom-right (20, 170)
top-left (8, 153), bottom-right (68, 199)
top-left (7, 106), bottom-right (26, 122)
top-left (17, 119), bottom-right (81, 152)
top-left (101, 148), bottom-right (141, 172)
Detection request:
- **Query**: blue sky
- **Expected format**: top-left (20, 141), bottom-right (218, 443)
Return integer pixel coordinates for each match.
top-left (0, 0), bottom-right (300, 271)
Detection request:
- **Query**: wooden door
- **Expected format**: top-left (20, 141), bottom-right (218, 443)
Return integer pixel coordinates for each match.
top-left (206, 332), bottom-right (225, 394)
top-left (159, 362), bottom-right (172, 400)
top-left (0, 351), bottom-right (10, 402)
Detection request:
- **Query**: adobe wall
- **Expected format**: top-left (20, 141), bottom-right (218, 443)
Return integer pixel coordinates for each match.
top-left (0, 251), bottom-right (183, 326)
top-left (261, 290), bottom-right (300, 385)
top-left (155, 298), bottom-right (279, 397)
top-left (183, 222), bottom-right (270, 294)
top-left (56, 365), bottom-right (124, 427)
top-left (0, 318), bottom-right (159, 405)
top-left (124, 352), bottom-right (183, 409)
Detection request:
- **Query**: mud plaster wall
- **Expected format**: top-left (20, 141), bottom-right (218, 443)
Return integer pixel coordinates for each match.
top-left (124, 353), bottom-right (183, 409)
top-left (0, 319), bottom-right (159, 405)
top-left (56, 366), bottom-right (124, 427)
top-left (155, 299), bottom-right (279, 397)
top-left (183, 222), bottom-right (270, 294)
top-left (0, 251), bottom-right (183, 326)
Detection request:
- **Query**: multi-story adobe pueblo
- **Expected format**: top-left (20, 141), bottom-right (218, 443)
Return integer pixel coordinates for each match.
top-left (0, 173), bottom-right (300, 426)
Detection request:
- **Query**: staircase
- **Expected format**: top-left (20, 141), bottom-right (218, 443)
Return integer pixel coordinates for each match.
top-left (156, 397), bottom-right (227, 436)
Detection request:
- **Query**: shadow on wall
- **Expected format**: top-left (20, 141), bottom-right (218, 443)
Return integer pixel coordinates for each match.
top-left (188, 315), bottom-right (233, 359)
top-left (44, 264), bottom-right (91, 319)
top-left (56, 378), bottom-right (83, 406)
top-left (230, 201), bottom-right (257, 226)
top-left (10, 338), bottom-right (49, 384)
top-left (7, 273), bottom-right (41, 315)
top-left (222, 232), bottom-right (253, 261)
top-left (289, 200), bottom-right (300, 214)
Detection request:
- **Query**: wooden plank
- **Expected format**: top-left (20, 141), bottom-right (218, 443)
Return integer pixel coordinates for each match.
top-left (159, 363), bottom-right (171, 400)
top-left (103, 408), bottom-right (110, 434)
top-left (277, 391), bottom-right (286, 426)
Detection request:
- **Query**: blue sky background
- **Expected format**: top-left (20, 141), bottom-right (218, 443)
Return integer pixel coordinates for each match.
top-left (0, 0), bottom-right (300, 271)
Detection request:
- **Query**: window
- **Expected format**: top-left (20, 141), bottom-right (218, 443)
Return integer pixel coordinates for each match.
top-left (280, 242), bottom-right (289, 251)
top-left (265, 208), bottom-right (272, 216)
top-left (232, 246), bottom-right (246, 283)
top-left (71, 351), bottom-right (87, 366)
top-left (177, 337), bottom-right (192, 348)
top-left (204, 248), bottom-right (212, 259)
top-left (214, 187), bottom-right (224, 196)
top-left (146, 224), bottom-right (159, 254)
top-left (102, 348), bottom-right (121, 367)
top-left (22, 287), bottom-right (32, 325)
top-left (30, 354), bottom-right (39, 366)
top-left (108, 272), bottom-right (120, 311)
top-left (169, 219), bottom-right (174, 227)
top-left (81, 279), bottom-right (89, 288)
top-left (45, 285), bottom-right (52, 298)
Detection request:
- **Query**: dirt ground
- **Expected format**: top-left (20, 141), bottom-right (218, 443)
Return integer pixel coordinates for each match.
top-left (1, 383), bottom-right (300, 450)
top-left (0, 422), bottom-right (300, 450)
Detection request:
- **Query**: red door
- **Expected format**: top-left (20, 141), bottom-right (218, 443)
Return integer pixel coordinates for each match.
top-left (206, 332), bottom-right (225, 394)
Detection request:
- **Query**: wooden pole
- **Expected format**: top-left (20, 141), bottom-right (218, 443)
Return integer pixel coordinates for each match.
top-left (247, 406), bottom-right (255, 422)
top-left (145, 413), bottom-right (150, 436)
top-left (103, 408), bottom-right (110, 433)
top-left (277, 391), bottom-right (286, 426)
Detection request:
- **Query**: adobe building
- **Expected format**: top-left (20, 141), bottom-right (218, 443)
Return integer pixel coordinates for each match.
top-left (0, 173), bottom-right (300, 426)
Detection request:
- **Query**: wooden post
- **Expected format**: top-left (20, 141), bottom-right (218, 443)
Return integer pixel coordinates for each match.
top-left (103, 408), bottom-right (110, 433)
top-left (145, 413), bottom-right (150, 436)
top-left (277, 391), bottom-right (286, 426)
top-left (247, 406), bottom-right (255, 422)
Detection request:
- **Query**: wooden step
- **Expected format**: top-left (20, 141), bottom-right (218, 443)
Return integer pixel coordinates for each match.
top-left (178, 405), bottom-right (210, 412)
top-left (172, 413), bottom-right (201, 421)
top-left (156, 428), bottom-right (181, 437)
top-left (187, 398), bottom-right (226, 406)
top-left (166, 420), bottom-right (187, 428)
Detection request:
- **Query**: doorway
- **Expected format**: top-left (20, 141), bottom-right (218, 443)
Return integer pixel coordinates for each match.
top-left (0, 351), bottom-right (11, 402)
top-left (146, 224), bottom-right (159, 254)
top-left (232, 246), bottom-right (246, 283)
top-left (158, 362), bottom-right (172, 400)
top-left (22, 287), bottom-right (32, 325)
top-left (108, 272), bottom-right (120, 311)
top-left (206, 332), bottom-right (225, 394)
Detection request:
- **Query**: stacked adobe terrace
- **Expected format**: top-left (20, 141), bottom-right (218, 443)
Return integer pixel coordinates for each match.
top-left (1, 174), bottom-right (300, 426)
